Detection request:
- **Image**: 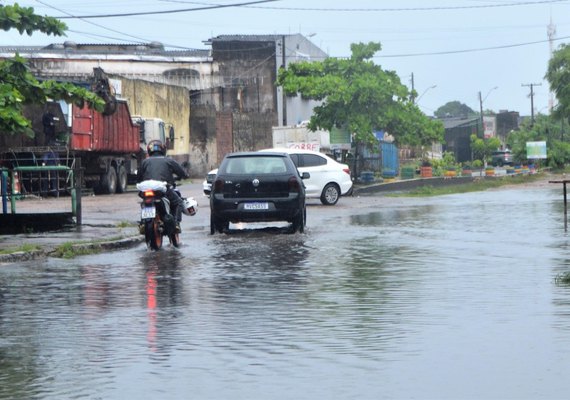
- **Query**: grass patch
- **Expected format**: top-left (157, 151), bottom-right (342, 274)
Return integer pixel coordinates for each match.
top-left (391, 173), bottom-right (544, 197)
top-left (116, 220), bottom-right (136, 228)
top-left (51, 242), bottom-right (96, 259)
top-left (0, 243), bottom-right (41, 255)
top-left (51, 236), bottom-right (128, 259)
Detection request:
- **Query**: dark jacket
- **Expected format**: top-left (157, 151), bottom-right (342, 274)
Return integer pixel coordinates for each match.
top-left (137, 155), bottom-right (188, 185)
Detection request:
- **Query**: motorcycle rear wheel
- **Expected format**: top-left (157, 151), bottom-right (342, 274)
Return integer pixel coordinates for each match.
top-left (145, 219), bottom-right (163, 250)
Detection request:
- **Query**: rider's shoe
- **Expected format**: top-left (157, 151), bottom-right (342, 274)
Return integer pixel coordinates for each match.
top-left (138, 223), bottom-right (145, 235)
top-left (175, 223), bottom-right (182, 234)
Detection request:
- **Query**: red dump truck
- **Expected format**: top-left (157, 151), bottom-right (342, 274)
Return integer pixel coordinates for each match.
top-left (1, 68), bottom-right (171, 195)
top-left (0, 99), bottom-right (167, 195)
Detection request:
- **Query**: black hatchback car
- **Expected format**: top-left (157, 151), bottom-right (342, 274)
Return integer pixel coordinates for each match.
top-left (209, 151), bottom-right (309, 234)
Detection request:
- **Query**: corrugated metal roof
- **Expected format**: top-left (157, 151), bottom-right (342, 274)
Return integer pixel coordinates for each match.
top-left (0, 43), bottom-right (210, 58)
top-left (442, 117), bottom-right (479, 129)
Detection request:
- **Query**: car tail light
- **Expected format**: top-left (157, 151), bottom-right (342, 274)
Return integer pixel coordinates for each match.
top-left (343, 168), bottom-right (351, 175)
top-left (288, 176), bottom-right (301, 192)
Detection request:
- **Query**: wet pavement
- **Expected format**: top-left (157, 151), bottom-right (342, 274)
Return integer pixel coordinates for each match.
top-left (1, 174), bottom-right (570, 399)
top-left (0, 172), bottom-right (529, 261)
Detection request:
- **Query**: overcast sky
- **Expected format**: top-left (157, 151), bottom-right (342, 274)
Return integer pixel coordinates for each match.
top-left (3, 0), bottom-right (569, 117)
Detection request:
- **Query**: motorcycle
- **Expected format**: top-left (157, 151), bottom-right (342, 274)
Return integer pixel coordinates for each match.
top-left (136, 179), bottom-right (197, 250)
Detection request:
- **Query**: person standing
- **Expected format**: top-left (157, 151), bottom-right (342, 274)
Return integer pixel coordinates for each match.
top-left (42, 109), bottom-right (57, 145)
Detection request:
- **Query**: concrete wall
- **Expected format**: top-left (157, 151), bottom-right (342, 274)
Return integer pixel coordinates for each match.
top-left (118, 78), bottom-right (191, 164)
top-left (24, 56), bottom-right (216, 91)
top-left (232, 112), bottom-right (275, 152)
top-left (189, 104), bottom-right (277, 176)
top-left (212, 40), bottom-right (278, 115)
top-left (190, 105), bottom-right (218, 176)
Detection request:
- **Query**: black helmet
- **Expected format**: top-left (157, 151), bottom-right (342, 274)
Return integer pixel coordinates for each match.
top-left (147, 140), bottom-right (166, 156)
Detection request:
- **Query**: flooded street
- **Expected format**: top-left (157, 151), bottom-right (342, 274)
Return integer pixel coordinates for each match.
top-left (2, 183), bottom-right (570, 399)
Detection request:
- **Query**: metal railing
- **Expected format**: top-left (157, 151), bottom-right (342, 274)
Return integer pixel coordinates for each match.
top-left (1, 165), bottom-right (78, 219)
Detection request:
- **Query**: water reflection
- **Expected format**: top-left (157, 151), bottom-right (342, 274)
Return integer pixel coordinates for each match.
top-left (2, 186), bottom-right (570, 398)
top-left (141, 251), bottom-right (185, 354)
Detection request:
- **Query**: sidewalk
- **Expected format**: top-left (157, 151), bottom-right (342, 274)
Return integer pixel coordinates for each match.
top-left (0, 182), bottom-right (206, 263)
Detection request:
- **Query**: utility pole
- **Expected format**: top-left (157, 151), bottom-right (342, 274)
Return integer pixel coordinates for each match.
top-left (479, 86), bottom-right (498, 137)
top-left (410, 72), bottom-right (415, 103)
top-left (479, 91), bottom-right (483, 135)
top-left (522, 83), bottom-right (542, 124)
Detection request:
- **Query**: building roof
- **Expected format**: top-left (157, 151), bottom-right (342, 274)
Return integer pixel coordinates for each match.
top-left (207, 34), bottom-right (305, 43)
top-left (441, 116), bottom-right (480, 130)
top-left (0, 42), bottom-right (211, 61)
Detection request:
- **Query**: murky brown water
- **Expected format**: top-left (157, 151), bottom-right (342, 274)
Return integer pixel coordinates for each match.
top-left (2, 185), bottom-right (570, 399)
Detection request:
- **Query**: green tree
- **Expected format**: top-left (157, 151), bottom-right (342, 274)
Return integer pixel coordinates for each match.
top-left (546, 43), bottom-right (570, 121)
top-left (0, 3), bottom-right (104, 137)
top-left (434, 101), bottom-right (476, 119)
top-left (470, 134), bottom-right (500, 166)
top-left (276, 42), bottom-right (444, 147)
top-left (507, 114), bottom-right (570, 168)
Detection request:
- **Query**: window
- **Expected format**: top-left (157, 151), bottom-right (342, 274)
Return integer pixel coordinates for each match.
top-left (298, 154), bottom-right (326, 167)
top-left (225, 156), bottom-right (287, 174)
top-left (288, 153), bottom-right (300, 167)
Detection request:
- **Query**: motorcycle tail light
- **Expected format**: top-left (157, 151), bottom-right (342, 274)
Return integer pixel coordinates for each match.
top-left (144, 190), bottom-right (154, 197)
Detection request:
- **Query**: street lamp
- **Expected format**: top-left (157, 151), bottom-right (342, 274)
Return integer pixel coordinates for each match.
top-left (479, 86), bottom-right (498, 135)
top-left (416, 85), bottom-right (437, 104)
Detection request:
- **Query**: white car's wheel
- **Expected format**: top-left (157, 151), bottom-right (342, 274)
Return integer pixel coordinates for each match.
top-left (320, 183), bottom-right (340, 206)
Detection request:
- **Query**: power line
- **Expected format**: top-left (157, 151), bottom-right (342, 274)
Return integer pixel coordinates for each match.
top-left (375, 34), bottom-right (570, 58)
top-left (162, 0), bottom-right (569, 12)
top-left (36, 0), bottom-right (152, 43)
top-left (53, 0), bottom-right (279, 19)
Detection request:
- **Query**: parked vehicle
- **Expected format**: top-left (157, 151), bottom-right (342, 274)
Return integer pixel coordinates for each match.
top-left (137, 180), bottom-right (197, 250)
top-left (209, 151), bottom-right (309, 234)
top-left (0, 68), bottom-right (168, 195)
top-left (203, 169), bottom-right (217, 196)
top-left (491, 150), bottom-right (513, 167)
top-left (260, 148), bottom-right (353, 205)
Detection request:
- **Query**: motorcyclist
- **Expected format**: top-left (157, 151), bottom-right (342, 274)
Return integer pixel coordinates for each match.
top-left (137, 140), bottom-right (189, 232)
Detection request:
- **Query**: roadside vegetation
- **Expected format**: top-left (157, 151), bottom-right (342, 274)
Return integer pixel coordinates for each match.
top-left (51, 242), bottom-right (97, 259)
top-left (0, 243), bottom-right (41, 255)
top-left (50, 236), bottom-right (136, 259)
top-left (0, 4), bottom-right (104, 137)
top-left (391, 173), bottom-right (545, 197)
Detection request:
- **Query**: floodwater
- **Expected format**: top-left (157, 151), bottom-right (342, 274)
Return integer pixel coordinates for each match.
top-left (2, 184), bottom-right (570, 399)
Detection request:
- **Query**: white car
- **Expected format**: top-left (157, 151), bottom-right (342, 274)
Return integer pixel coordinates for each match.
top-left (259, 148), bottom-right (353, 205)
top-left (202, 169), bottom-right (218, 196)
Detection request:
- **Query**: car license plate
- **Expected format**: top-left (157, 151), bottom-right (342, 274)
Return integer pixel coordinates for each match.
top-left (141, 206), bottom-right (156, 219)
top-left (244, 202), bottom-right (269, 210)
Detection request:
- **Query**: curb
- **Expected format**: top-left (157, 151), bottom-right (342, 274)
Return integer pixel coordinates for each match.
top-left (47, 236), bottom-right (145, 255)
top-left (0, 235), bottom-right (144, 264)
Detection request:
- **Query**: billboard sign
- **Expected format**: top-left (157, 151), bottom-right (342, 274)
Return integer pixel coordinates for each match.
top-left (483, 116), bottom-right (496, 138)
top-left (526, 141), bottom-right (547, 159)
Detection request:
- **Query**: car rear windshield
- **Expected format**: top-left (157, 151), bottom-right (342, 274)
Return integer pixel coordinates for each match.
top-left (222, 156), bottom-right (288, 174)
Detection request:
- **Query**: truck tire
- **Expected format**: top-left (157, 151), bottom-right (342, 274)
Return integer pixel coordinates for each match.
top-left (116, 165), bottom-right (128, 193)
top-left (101, 167), bottom-right (117, 194)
